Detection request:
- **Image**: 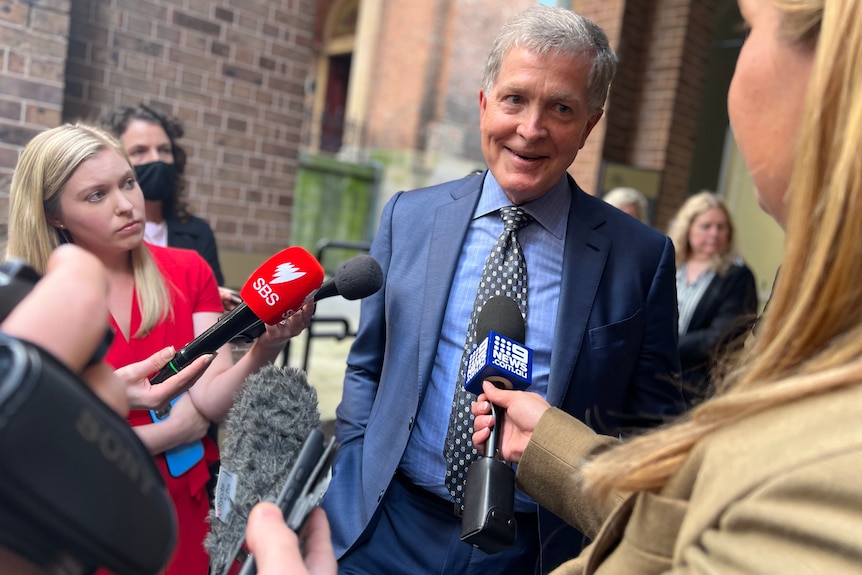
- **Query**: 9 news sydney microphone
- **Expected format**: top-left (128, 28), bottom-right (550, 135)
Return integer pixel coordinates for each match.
top-left (460, 296), bottom-right (533, 554)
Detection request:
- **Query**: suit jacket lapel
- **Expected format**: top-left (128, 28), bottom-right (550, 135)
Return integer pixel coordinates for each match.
top-left (547, 181), bottom-right (611, 407)
top-left (417, 177), bottom-right (482, 389)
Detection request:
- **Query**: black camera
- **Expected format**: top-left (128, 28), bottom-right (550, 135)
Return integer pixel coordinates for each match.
top-left (0, 260), bottom-right (176, 574)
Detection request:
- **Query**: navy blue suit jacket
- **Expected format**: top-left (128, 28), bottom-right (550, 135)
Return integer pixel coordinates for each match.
top-left (322, 174), bottom-right (682, 568)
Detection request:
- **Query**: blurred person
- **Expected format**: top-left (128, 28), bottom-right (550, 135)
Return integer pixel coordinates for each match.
top-left (100, 104), bottom-right (239, 311)
top-left (0, 245), bottom-right (179, 575)
top-left (667, 191), bottom-right (757, 407)
top-left (5, 123), bottom-right (312, 575)
top-left (323, 6), bottom-right (682, 574)
top-left (471, 0), bottom-right (862, 573)
top-left (601, 186), bottom-right (649, 223)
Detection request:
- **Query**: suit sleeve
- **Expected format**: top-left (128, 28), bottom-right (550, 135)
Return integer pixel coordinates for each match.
top-left (333, 193), bottom-right (399, 448)
top-left (678, 265), bottom-right (757, 366)
top-left (668, 449), bottom-right (862, 575)
top-left (627, 236), bottom-right (684, 425)
top-left (517, 408), bottom-right (623, 541)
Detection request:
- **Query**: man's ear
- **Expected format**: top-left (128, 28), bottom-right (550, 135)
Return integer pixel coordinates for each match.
top-left (578, 110), bottom-right (604, 149)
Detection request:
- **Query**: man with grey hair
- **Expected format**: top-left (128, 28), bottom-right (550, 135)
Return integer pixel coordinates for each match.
top-left (323, 6), bottom-right (681, 574)
top-left (603, 187), bottom-right (650, 223)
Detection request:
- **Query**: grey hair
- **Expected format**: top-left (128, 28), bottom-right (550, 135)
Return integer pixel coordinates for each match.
top-left (482, 5), bottom-right (618, 114)
top-left (603, 187), bottom-right (649, 223)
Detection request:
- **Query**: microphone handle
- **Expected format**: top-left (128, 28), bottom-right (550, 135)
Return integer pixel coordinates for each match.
top-left (313, 278), bottom-right (338, 302)
top-left (150, 304), bottom-right (260, 384)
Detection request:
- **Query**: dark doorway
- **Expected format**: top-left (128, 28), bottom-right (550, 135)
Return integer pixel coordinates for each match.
top-left (320, 54), bottom-right (352, 153)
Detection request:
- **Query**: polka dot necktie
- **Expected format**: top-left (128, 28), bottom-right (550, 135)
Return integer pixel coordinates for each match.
top-left (444, 205), bottom-right (532, 506)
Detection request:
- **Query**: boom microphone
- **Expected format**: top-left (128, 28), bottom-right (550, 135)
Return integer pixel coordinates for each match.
top-left (150, 247), bottom-right (324, 384)
top-left (205, 364), bottom-right (321, 575)
top-left (464, 296), bottom-right (533, 394)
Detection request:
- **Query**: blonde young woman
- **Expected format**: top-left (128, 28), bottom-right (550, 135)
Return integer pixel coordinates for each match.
top-left (667, 191), bottom-right (757, 407)
top-left (467, 0), bottom-right (862, 573)
top-left (5, 124), bottom-right (311, 575)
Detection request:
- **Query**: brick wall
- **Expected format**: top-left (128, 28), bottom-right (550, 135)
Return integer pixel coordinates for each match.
top-left (602, 0), bottom-right (716, 230)
top-left (565, 0), bottom-right (626, 196)
top-left (365, 0), bottom-right (440, 151)
top-left (0, 0), bottom-right (316, 255)
top-left (363, 0), bottom-right (623, 195)
top-left (0, 0), bottom-right (72, 236)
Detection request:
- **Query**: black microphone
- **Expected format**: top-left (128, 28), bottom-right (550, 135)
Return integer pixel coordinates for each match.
top-left (150, 247), bottom-right (324, 384)
top-left (230, 254), bottom-right (383, 345)
top-left (205, 364), bottom-right (322, 575)
top-left (460, 296), bottom-right (533, 554)
top-left (314, 254), bottom-right (383, 302)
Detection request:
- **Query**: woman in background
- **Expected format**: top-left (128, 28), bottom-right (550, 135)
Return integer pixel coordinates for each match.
top-left (5, 123), bottom-right (311, 574)
top-left (667, 191), bottom-right (758, 406)
top-left (100, 104), bottom-right (239, 309)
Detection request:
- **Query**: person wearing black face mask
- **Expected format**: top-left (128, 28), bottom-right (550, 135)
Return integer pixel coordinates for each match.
top-left (99, 105), bottom-right (235, 311)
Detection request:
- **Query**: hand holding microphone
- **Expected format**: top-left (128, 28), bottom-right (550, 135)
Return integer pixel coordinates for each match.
top-left (471, 382), bottom-right (551, 464)
top-left (229, 253), bottom-right (383, 344)
top-left (150, 246), bottom-right (325, 384)
top-left (244, 504), bottom-right (336, 575)
top-left (460, 296), bottom-right (534, 553)
top-left (205, 364), bottom-right (335, 575)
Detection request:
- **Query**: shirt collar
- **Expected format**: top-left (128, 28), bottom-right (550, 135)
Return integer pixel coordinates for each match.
top-left (475, 172), bottom-right (570, 240)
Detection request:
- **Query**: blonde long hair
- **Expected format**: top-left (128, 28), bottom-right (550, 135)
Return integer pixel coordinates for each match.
top-left (6, 124), bottom-right (171, 337)
top-left (666, 191), bottom-right (739, 275)
top-left (584, 0), bottom-right (862, 498)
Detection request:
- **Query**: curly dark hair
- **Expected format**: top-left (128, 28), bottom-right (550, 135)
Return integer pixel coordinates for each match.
top-left (99, 104), bottom-right (192, 222)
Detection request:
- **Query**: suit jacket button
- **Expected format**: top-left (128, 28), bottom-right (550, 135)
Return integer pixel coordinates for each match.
top-left (408, 416), bottom-right (414, 430)
top-left (377, 490), bottom-right (385, 502)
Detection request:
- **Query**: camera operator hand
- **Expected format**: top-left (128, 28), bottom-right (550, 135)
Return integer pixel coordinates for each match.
top-left (0, 244), bottom-right (127, 415)
top-left (245, 503), bottom-right (337, 575)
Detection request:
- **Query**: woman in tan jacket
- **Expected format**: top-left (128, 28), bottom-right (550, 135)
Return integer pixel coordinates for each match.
top-left (470, 0), bottom-right (862, 573)
top-left (227, 0), bottom-right (862, 572)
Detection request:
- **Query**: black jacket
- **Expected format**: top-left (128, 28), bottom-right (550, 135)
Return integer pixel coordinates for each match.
top-left (166, 215), bottom-right (225, 286)
top-left (679, 262), bottom-right (757, 406)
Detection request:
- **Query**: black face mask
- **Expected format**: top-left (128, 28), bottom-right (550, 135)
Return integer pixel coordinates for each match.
top-left (134, 161), bottom-right (178, 202)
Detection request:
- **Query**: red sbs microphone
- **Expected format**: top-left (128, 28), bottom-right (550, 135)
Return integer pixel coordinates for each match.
top-left (150, 247), bottom-right (324, 384)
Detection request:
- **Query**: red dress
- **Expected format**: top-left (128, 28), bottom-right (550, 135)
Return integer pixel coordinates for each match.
top-left (101, 244), bottom-right (223, 575)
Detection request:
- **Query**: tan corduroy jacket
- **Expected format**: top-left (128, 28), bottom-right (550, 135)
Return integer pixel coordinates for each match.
top-left (517, 383), bottom-right (862, 574)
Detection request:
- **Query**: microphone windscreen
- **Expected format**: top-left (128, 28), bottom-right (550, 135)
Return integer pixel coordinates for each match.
top-left (332, 254), bottom-right (383, 300)
top-left (476, 296), bottom-right (525, 343)
top-left (239, 247), bottom-right (325, 324)
top-left (204, 365), bottom-right (320, 575)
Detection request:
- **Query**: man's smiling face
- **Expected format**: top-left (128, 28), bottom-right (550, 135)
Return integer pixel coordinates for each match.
top-left (479, 46), bottom-right (603, 205)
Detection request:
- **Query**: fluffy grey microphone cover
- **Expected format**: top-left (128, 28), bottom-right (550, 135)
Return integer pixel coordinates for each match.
top-left (204, 364), bottom-right (320, 574)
